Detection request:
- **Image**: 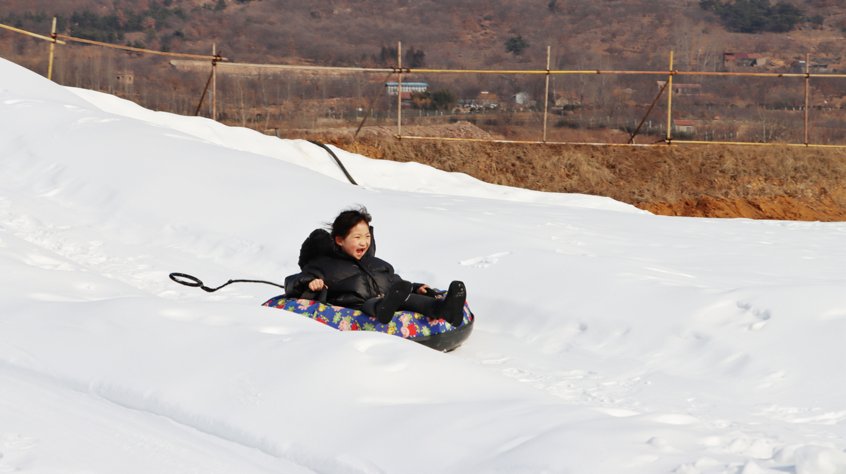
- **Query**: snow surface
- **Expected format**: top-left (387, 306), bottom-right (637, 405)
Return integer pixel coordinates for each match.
top-left (1, 56), bottom-right (846, 473)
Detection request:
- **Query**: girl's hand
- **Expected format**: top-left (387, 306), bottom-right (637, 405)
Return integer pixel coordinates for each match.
top-left (308, 279), bottom-right (326, 292)
top-left (416, 284), bottom-right (430, 295)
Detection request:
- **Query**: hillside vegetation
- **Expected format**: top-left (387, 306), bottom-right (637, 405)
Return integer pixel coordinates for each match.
top-left (4, 0), bottom-right (846, 69)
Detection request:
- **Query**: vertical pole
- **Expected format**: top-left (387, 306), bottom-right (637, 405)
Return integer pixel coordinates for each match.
top-left (665, 50), bottom-right (675, 144)
top-left (212, 43), bottom-right (218, 121)
top-left (396, 41), bottom-right (402, 137)
top-left (804, 52), bottom-right (810, 145)
top-left (47, 17), bottom-right (57, 81)
top-left (543, 45), bottom-right (551, 143)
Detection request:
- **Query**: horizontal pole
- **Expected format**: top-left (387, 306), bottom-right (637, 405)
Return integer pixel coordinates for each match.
top-left (167, 62), bottom-right (846, 79)
top-left (57, 34), bottom-right (225, 61)
top-left (675, 71), bottom-right (846, 79)
top-left (397, 135), bottom-right (656, 147)
top-left (672, 139), bottom-right (846, 148)
top-left (409, 68), bottom-right (668, 76)
top-left (0, 22), bottom-right (66, 44)
top-left (399, 135), bottom-right (846, 149)
top-left (219, 62), bottom-right (396, 74)
top-left (410, 68), bottom-right (845, 79)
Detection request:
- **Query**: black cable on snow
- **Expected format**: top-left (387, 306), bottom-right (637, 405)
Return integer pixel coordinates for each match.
top-left (308, 140), bottom-right (358, 186)
top-left (169, 272), bottom-right (286, 293)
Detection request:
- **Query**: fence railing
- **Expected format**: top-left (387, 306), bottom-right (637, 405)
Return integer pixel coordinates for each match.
top-left (3, 19), bottom-right (846, 149)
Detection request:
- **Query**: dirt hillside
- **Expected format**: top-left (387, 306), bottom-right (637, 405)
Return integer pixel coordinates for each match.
top-left (288, 124), bottom-right (846, 222)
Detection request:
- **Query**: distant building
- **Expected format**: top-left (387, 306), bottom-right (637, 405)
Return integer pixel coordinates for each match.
top-left (673, 119), bottom-right (697, 134)
top-left (791, 60), bottom-right (834, 74)
top-left (476, 90), bottom-right (499, 106)
top-left (385, 82), bottom-right (428, 95)
top-left (455, 91), bottom-right (500, 113)
top-left (723, 52), bottom-right (769, 69)
top-left (514, 91), bottom-right (533, 106)
top-left (115, 72), bottom-right (135, 85)
top-left (657, 81), bottom-right (701, 96)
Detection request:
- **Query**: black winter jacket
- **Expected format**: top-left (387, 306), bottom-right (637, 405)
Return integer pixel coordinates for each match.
top-left (284, 227), bottom-right (410, 309)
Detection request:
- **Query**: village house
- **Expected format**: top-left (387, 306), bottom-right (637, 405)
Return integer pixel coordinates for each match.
top-left (514, 91), bottom-right (535, 107)
top-left (672, 119), bottom-right (697, 135)
top-left (384, 81), bottom-right (429, 95)
top-left (454, 91), bottom-right (500, 113)
top-left (115, 72), bottom-right (135, 85)
top-left (791, 59), bottom-right (836, 74)
top-left (723, 52), bottom-right (769, 69)
top-left (476, 90), bottom-right (499, 107)
top-left (657, 81), bottom-right (701, 96)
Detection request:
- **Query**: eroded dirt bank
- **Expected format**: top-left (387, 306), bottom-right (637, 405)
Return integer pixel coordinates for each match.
top-left (289, 125), bottom-right (846, 221)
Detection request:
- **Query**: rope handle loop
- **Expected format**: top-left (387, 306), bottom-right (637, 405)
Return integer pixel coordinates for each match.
top-left (169, 272), bottom-right (285, 293)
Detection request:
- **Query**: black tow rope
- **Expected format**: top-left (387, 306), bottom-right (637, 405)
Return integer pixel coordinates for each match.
top-left (308, 140), bottom-right (358, 186)
top-left (169, 272), bottom-right (286, 293)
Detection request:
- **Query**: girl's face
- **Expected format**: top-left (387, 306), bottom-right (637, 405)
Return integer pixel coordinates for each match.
top-left (335, 221), bottom-right (371, 260)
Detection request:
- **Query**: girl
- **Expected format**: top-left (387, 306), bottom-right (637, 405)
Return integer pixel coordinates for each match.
top-left (285, 207), bottom-right (467, 326)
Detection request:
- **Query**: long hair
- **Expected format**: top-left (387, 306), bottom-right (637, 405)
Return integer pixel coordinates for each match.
top-left (330, 206), bottom-right (372, 240)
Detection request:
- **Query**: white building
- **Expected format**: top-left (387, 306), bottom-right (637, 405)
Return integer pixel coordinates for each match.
top-left (385, 82), bottom-right (429, 95)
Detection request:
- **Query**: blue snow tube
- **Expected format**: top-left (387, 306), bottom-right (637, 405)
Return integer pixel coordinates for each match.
top-left (262, 293), bottom-right (474, 352)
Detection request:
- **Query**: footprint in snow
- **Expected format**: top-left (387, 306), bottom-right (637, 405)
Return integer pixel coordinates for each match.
top-left (736, 301), bottom-right (771, 331)
top-left (459, 251), bottom-right (511, 268)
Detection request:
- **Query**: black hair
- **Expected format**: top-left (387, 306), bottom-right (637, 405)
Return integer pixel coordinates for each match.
top-left (330, 206), bottom-right (372, 239)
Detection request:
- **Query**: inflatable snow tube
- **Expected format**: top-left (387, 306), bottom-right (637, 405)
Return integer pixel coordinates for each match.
top-left (262, 294), bottom-right (474, 352)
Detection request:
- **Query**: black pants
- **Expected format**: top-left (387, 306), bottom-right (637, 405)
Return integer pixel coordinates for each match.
top-left (361, 293), bottom-right (440, 319)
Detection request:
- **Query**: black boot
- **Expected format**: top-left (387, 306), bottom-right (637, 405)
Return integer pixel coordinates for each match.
top-left (375, 280), bottom-right (413, 324)
top-left (438, 281), bottom-right (466, 326)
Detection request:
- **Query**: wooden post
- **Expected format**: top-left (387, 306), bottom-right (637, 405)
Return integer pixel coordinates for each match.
top-left (396, 41), bottom-right (402, 137)
top-left (665, 50), bottom-right (675, 144)
top-left (804, 52), bottom-right (810, 145)
top-left (212, 43), bottom-right (218, 121)
top-left (47, 17), bottom-right (57, 81)
top-left (543, 45), bottom-right (551, 143)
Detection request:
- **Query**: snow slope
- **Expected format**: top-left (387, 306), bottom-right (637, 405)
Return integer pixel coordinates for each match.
top-left (2, 56), bottom-right (846, 473)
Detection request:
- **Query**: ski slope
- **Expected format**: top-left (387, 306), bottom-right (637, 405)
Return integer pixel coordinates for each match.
top-left (2, 57), bottom-right (846, 473)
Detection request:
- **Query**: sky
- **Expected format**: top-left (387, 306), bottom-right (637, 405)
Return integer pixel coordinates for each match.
top-left (1, 56), bottom-right (846, 474)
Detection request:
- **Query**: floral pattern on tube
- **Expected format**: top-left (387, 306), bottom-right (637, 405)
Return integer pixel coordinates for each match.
top-left (262, 295), bottom-right (473, 341)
